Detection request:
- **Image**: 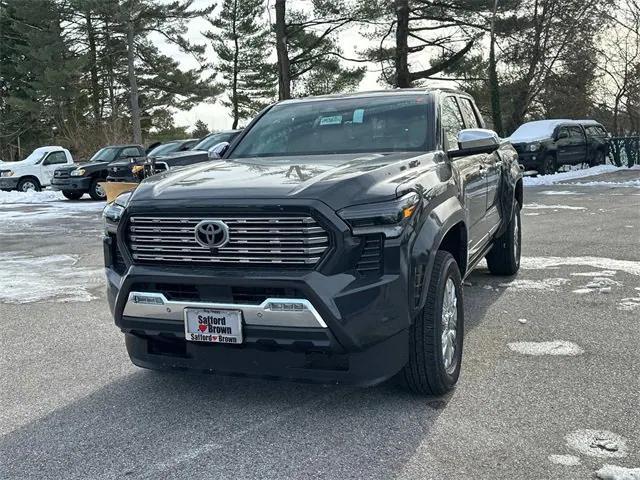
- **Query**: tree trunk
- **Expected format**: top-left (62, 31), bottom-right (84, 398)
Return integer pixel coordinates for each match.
top-left (85, 9), bottom-right (101, 124)
top-left (126, 7), bottom-right (142, 144)
top-left (488, 0), bottom-right (503, 136)
top-left (231, 0), bottom-right (239, 129)
top-left (275, 0), bottom-right (291, 100)
top-left (394, 0), bottom-right (411, 88)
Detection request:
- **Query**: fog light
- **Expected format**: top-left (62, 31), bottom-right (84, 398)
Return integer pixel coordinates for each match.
top-left (267, 301), bottom-right (306, 311)
top-left (132, 294), bottom-right (164, 305)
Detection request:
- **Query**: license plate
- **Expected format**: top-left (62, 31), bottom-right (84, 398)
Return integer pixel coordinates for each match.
top-left (184, 308), bottom-right (243, 344)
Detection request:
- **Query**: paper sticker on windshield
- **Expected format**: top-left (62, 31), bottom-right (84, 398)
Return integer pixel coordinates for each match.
top-left (352, 109), bottom-right (364, 124)
top-left (319, 115), bottom-right (343, 126)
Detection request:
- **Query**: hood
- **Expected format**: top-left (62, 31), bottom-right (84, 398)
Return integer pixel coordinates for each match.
top-left (132, 152), bottom-right (438, 210)
top-left (77, 160), bottom-right (110, 170)
top-left (0, 159), bottom-right (33, 170)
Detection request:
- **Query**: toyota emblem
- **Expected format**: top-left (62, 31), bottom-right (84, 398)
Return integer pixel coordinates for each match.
top-left (194, 220), bottom-right (229, 249)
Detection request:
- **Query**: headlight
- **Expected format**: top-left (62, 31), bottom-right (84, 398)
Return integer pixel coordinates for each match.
top-left (102, 191), bottom-right (132, 230)
top-left (70, 168), bottom-right (86, 177)
top-left (1, 170), bottom-right (14, 177)
top-left (528, 143), bottom-right (541, 152)
top-left (337, 192), bottom-right (420, 238)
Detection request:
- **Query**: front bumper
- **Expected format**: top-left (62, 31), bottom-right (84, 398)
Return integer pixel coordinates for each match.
top-left (50, 176), bottom-right (92, 192)
top-left (104, 219), bottom-right (415, 385)
top-left (0, 177), bottom-right (19, 189)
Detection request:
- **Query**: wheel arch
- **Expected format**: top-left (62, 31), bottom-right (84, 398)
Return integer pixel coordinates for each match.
top-left (17, 175), bottom-right (42, 189)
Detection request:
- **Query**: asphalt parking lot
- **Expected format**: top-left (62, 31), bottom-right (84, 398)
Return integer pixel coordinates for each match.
top-left (1, 177), bottom-right (639, 479)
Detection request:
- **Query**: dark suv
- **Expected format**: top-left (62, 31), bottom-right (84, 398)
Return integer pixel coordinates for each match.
top-left (103, 89), bottom-right (523, 395)
top-left (509, 119), bottom-right (609, 174)
top-left (52, 144), bottom-right (145, 200)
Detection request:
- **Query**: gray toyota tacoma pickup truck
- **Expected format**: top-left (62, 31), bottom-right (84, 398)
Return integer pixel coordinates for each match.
top-left (103, 88), bottom-right (523, 395)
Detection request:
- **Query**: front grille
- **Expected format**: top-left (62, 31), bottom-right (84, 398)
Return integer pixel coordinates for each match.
top-left (356, 234), bottom-right (383, 275)
top-left (126, 215), bottom-right (330, 267)
top-left (55, 169), bottom-right (71, 179)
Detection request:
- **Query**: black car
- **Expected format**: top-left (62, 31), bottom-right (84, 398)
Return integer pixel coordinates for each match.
top-left (52, 144), bottom-right (145, 200)
top-left (103, 89), bottom-right (523, 395)
top-left (509, 119), bottom-right (609, 174)
top-left (146, 130), bottom-right (243, 176)
top-left (146, 139), bottom-right (198, 160)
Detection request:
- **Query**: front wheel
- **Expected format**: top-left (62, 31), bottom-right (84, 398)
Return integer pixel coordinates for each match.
top-left (402, 251), bottom-right (464, 395)
top-left (541, 155), bottom-right (556, 175)
top-left (88, 178), bottom-right (107, 201)
top-left (589, 150), bottom-right (605, 167)
top-left (486, 202), bottom-right (521, 276)
top-left (17, 178), bottom-right (41, 192)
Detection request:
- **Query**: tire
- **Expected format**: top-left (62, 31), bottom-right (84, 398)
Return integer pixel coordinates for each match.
top-left (589, 150), bottom-right (605, 167)
top-left (402, 251), bottom-right (464, 395)
top-left (62, 190), bottom-right (83, 200)
top-left (486, 202), bottom-right (521, 276)
top-left (88, 178), bottom-right (107, 201)
top-left (17, 177), bottom-right (41, 192)
top-left (1, 188), bottom-right (11, 192)
top-left (541, 155), bottom-right (556, 175)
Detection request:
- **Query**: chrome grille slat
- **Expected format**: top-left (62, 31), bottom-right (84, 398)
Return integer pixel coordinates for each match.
top-left (127, 215), bottom-right (329, 267)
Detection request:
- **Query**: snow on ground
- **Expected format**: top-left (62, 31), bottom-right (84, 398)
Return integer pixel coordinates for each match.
top-left (498, 278), bottom-right (570, 291)
top-left (540, 190), bottom-right (585, 195)
top-left (523, 165), bottom-right (623, 186)
top-left (572, 276), bottom-right (622, 294)
top-left (566, 430), bottom-right (628, 458)
top-left (521, 257), bottom-right (640, 276)
top-left (0, 254), bottom-right (103, 304)
top-left (619, 297), bottom-right (640, 312)
top-left (571, 271), bottom-right (618, 277)
top-left (596, 465), bottom-right (640, 480)
top-left (524, 203), bottom-right (586, 210)
top-left (0, 190), bottom-right (66, 204)
top-left (507, 340), bottom-right (584, 356)
top-left (548, 454), bottom-right (581, 466)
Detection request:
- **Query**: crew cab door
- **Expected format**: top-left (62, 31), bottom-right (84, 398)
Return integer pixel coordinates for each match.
top-left (441, 96), bottom-right (487, 249)
top-left (568, 126), bottom-right (588, 164)
top-left (40, 151), bottom-right (69, 186)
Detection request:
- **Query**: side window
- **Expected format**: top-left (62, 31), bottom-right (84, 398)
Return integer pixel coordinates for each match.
top-left (597, 126), bottom-right (608, 136)
top-left (43, 152), bottom-right (67, 165)
top-left (458, 97), bottom-right (480, 129)
top-left (569, 126), bottom-right (585, 141)
top-left (120, 147), bottom-right (141, 158)
top-left (557, 127), bottom-right (569, 140)
top-left (441, 96), bottom-right (465, 150)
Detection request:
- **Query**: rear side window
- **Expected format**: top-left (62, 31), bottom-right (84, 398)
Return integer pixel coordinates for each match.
top-left (120, 147), bottom-right (141, 157)
top-left (569, 126), bottom-right (584, 140)
top-left (586, 126), bottom-right (607, 137)
top-left (458, 97), bottom-right (480, 129)
top-left (441, 97), bottom-right (465, 150)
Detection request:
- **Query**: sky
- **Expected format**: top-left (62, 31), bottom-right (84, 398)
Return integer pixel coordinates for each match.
top-left (152, 0), bottom-right (385, 132)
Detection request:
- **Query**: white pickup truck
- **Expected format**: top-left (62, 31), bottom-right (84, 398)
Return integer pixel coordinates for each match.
top-left (0, 146), bottom-right (74, 192)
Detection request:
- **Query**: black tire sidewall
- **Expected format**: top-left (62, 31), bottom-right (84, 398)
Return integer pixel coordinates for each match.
top-left (542, 155), bottom-right (556, 175)
top-left (89, 178), bottom-right (107, 201)
top-left (62, 190), bottom-right (83, 200)
top-left (428, 255), bottom-right (464, 389)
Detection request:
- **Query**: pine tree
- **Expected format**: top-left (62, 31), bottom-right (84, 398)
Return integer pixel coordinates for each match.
top-left (206, 0), bottom-right (276, 128)
top-left (192, 120), bottom-right (209, 138)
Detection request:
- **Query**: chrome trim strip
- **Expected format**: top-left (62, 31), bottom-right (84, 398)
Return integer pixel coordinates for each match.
top-left (122, 291), bottom-right (328, 328)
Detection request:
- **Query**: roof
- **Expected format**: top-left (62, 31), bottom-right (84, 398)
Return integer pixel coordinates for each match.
top-left (33, 146), bottom-right (68, 152)
top-left (277, 87), bottom-right (467, 105)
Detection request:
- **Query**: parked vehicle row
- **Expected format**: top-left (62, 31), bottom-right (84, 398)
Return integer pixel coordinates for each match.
top-left (0, 146), bottom-right (73, 192)
top-left (103, 88), bottom-right (524, 395)
top-left (509, 119), bottom-right (609, 174)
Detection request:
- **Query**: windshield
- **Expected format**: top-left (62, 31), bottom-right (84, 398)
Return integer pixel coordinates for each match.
top-left (148, 142), bottom-right (180, 156)
top-left (229, 95), bottom-right (433, 159)
top-left (193, 132), bottom-right (237, 151)
top-left (90, 147), bottom-right (120, 162)
top-left (21, 149), bottom-right (48, 164)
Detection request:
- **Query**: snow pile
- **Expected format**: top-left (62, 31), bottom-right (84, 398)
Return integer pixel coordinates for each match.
top-left (524, 203), bottom-right (586, 210)
top-left (0, 254), bottom-right (103, 304)
top-left (0, 190), bottom-right (65, 204)
top-left (548, 454), bottom-right (581, 466)
top-left (566, 429), bottom-right (628, 458)
top-left (507, 340), bottom-right (584, 356)
top-left (596, 465), bottom-right (640, 480)
top-left (523, 165), bottom-right (622, 186)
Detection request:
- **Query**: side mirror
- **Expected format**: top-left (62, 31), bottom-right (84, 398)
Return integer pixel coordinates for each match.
top-left (449, 129), bottom-right (500, 158)
top-left (208, 142), bottom-right (230, 159)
